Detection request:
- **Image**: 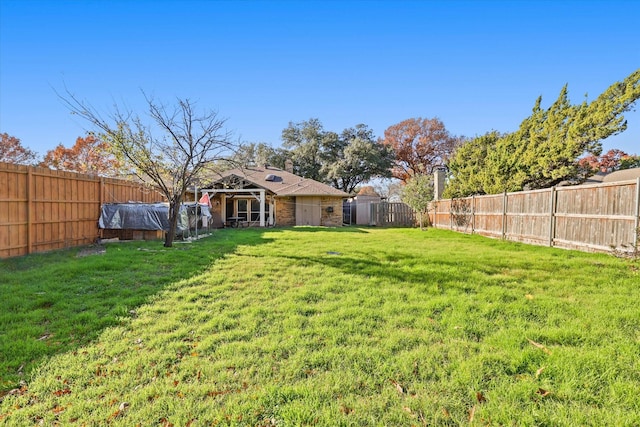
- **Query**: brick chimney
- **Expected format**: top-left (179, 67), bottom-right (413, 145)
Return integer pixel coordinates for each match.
top-left (285, 159), bottom-right (294, 174)
top-left (434, 167), bottom-right (446, 200)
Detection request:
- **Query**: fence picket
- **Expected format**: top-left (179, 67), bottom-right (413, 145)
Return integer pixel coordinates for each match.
top-left (430, 180), bottom-right (640, 254)
top-left (1, 162), bottom-right (163, 258)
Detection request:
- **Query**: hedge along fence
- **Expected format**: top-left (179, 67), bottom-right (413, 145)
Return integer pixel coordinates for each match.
top-left (430, 178), bottom-right (640, 254)
top-left (0, 162), bottom-right (164, 258)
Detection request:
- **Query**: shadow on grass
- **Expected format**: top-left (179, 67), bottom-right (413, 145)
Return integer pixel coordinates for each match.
top-left (280, 251), bottom-right (463, 287)
top-left (287, 225), bottom-right (371, 233)
top-left (0, 228), bottom-right (272, 391)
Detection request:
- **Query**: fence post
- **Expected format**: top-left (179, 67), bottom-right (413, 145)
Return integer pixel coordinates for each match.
top-left (449, 199), bottom-right (455, 230)
top-left (99, 177), bottom-right (104, 206)
top-left (369, 202), bottom-right (375, 226)
top-left (430, 201), bottom-right (435, 228)
top-left (549, 186), bottom-right (556, 247)
top-left (471, 195), bottom-right (475, 235)
top-left (502, 191), bottom-right (507, 240)
top-left (635, 178), bottom-right (640, 250)
top-left (27, 167), bottom-right (33, 255)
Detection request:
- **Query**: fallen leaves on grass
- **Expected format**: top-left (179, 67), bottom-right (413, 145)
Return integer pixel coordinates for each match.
top-left (527, 338), bottom-right (552, 355)
top-left (107, 402), bottom-right (130, 421)
top-left (340, 405), bottom-right (353, 415)
top-left (53, 388), bottom-right (71, 397)
top-left (535, 366), bottom-right (546, 379)
top-left (206, 383), bottom-right (249, 398)
top-left (390, 379), bottom-right (404, 394)
top-left (536, 388), bottom-right (552, 398)
top-left (0, 385), bottom-right (28, 403)
top-left (468, 391), bottom-right (487, 422)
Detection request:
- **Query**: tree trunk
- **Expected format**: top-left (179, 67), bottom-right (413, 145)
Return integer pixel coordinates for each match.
top-left (423, 208), bottom-right (431, 228)
top-left (164, 200), bottom-right (180, 247)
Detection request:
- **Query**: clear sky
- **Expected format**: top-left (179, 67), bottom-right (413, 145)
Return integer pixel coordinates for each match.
top-left (1, 0), bottom-right (639, 158)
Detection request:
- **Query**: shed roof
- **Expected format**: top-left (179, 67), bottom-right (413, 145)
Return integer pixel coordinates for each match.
top-left (210, 166), bottom-right (349, 197)
top-left (584, 167), bottom-right (640, 184)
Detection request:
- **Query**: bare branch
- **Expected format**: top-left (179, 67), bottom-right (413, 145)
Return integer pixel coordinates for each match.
top-left (57, 87), bottom-right (237, 246)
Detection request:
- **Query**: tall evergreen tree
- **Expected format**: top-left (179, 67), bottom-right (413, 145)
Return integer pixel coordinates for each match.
top-left (445, 69), bottom-right (640, 196)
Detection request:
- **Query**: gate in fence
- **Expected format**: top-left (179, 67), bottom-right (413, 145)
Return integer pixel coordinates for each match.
top-left (369, 202), bottom-right (415, 227)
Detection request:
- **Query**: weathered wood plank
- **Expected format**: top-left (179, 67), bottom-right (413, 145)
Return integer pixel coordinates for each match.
top-left (429, 179), bottom-right (640, 254)
top-left (0, 162), bottom-right (163, 258)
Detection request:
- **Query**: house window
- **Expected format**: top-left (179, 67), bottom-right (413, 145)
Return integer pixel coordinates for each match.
top-left (251, 199), bottom-right (260, 221)
top-left (237, 199), bottom-right (248, 220)
top-left (225, 197), bottom-right (271, 223)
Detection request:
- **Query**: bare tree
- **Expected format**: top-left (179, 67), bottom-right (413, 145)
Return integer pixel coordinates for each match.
top-left (60, 90), bottom-right (235, 247)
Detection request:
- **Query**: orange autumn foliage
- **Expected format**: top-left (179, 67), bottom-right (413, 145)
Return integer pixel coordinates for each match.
top-left (41, 134), bottom-right (123, 176)
top-left (0, 133), bottom-right (38, 165)
top-left (381, 117), bottom-right (461, 182)
top-left (578, 148), bottom-right (632, 173)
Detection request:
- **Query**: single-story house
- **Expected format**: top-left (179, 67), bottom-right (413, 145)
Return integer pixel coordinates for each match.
top-left (199, 165), bottom-right (349, 228)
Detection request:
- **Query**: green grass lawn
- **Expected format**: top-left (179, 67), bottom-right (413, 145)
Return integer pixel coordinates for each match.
top-left (1, 227), bottom-right (639, 426)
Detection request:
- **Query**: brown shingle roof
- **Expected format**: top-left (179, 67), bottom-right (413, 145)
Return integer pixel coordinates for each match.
top-left (584, 168), bottom-right (640, 184)
top-left (601, 168), bottom-right (640, 182)
top-left (212, 166), bottom-right (349, 197)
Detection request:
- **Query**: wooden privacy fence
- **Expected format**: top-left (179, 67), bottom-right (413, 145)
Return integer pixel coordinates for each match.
top-left (370, 202), bottom-right (415, 227)
top-left (430, 179), bottom-right (640, 253)
top-left (0, 162), bottom-right (163, 258)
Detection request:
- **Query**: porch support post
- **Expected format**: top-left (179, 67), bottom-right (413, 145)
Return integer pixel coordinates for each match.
top-left (260, 189), bottom-right (266, 227)
top-left (269, 197), bottom-right (274, 226)
top-left (634, 178), bottom-right (640, 250)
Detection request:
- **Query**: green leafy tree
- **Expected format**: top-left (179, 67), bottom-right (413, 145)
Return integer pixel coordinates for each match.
top-left (445, 69), bottom-right (640, 196)
top-left (444, 131), bottom-right (501, 198)
top-left (619, 154), bottom-right (640, 170)
top-left (281, 119), bottom-right (393, 193)
top-left (401, 174), bottom-right (434, 230)
top-left (281, 118), bottom-right (326, 181)
top-left (229, 142), bottom-right (290, 170)
top-left (321, 124), bottom-right (394, 194)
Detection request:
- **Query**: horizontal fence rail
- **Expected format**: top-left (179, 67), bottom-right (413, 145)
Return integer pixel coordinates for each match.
top-left (0, 162), bottom-right (163, 258)
top-left (429, 178), bottom-right (640, 254)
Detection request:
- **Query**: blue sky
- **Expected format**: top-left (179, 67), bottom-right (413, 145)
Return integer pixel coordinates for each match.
top-left (1, 0), bottom-right (639, 158)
